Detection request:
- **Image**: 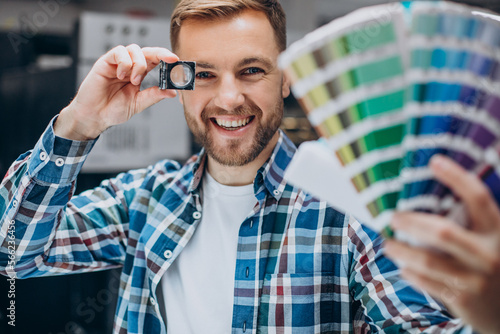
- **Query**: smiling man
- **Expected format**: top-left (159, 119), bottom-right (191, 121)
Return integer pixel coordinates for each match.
top-left (177, 8), bottom-right (287, 183)
top-left (0, 1), bottom-right (473, 333)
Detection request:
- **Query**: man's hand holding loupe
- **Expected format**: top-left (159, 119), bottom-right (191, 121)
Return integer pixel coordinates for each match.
top-left (54, 45), bottom-right (180, 141)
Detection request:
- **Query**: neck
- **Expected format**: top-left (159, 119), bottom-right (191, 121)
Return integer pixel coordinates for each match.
top-left (206, 131), bottom-right (280, 186)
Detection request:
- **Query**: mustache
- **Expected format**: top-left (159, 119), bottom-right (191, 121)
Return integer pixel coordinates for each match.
top-left (201, 103), bottom-right (263, 121)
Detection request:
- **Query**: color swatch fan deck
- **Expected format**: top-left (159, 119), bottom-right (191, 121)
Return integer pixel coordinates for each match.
top-left (279, 1), bottom-right (500, 237)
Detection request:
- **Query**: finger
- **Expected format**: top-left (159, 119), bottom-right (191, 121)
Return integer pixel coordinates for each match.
top-left (142, 47), bottom-right (179, 71)
top-left (430, 155), bottom-right (500, 231)
top-left (391, 212), bottom-right (494, 272)
top-left (135, 86), bottom-right (177, 112)
top-left (126, 44), bottom-right (148, 86)
top-left (385, 239), bottom-right (476, 289)
top-left (398, 267), bottom-right (470, 309)
top-left (101, 45), bottom-right (133, 80)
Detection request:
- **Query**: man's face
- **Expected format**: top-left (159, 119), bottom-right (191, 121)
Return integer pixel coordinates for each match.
top-left (176, 9), bottom-right (290, 166)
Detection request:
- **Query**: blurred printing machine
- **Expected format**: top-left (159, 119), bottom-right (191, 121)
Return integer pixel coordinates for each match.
top-left (0, 12), bottom-right (192, 177)
top-left (0, 31), bottom-right (77, 179)
top-left (77, 12), bottom-right (191, 173)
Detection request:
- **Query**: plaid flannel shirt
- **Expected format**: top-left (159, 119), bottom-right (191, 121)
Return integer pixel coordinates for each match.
top-left (0, 118), bottom-right (473, 334)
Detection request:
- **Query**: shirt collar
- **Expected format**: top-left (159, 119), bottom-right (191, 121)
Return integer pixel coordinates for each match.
top-left (254, 129), bottom-right (296, 200)
top-left (188, 129), bottom-right (297, 199)
top-left (189, 150), bottom-right (206, 192)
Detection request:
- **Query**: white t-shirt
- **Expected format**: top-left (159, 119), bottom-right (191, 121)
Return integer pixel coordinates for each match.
top-left (162, 171), bottom-right (256, 334)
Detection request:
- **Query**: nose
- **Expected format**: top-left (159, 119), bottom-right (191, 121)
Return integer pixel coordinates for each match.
top-left (213, 74), bottom-right (245, 111)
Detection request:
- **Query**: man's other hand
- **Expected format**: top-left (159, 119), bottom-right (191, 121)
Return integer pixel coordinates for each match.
top-left (385, 155), bottom-right (500, 334)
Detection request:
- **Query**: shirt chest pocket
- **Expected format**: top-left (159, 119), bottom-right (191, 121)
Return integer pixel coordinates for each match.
top-left (257, 273), bottom-right (349, 333)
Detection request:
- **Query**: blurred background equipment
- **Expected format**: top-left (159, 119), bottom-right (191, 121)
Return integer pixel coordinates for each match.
top-left (77, 11), bottom-right (191, 172)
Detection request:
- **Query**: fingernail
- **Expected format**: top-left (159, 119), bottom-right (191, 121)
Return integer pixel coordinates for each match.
top-left (430, 154), bottom-right (451, 172)
top-left (133, 75), bottom-right (143, 85)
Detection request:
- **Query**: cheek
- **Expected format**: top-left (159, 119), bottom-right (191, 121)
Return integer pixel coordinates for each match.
top-left (258, 89), bottom-right (284, 113)
top-left (182, 93), bottom-right (207, 118)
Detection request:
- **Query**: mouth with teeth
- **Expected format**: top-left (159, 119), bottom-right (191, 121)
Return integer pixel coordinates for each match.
top-left (211, 116), bottom-right (255, 131)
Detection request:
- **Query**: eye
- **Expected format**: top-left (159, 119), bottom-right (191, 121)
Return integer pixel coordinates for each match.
top-left (196, 71), bottom-right (214, 79)
top-left (243, 67), bottom-right (265, 75)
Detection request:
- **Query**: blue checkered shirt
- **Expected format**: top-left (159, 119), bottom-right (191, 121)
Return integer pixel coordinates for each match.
top-left (0, 118), bottom-right (473, 333)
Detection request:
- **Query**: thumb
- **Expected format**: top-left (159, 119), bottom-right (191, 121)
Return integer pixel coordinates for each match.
top-left (135, 86), bottom-right (177, 112)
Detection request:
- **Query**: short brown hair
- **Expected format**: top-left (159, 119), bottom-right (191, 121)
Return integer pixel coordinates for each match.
top-left (170, 0), bottom-right (286, 53)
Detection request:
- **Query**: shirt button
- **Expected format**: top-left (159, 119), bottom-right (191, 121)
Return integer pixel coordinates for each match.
top-left (273, 189), bottom-right (281, 196)
top-left (55, 158), bottom-right (65, 167)
top-left (40, 151), bottom-right (48, 161)
top-left (192, 211), bottom-right (202, 220)
top-left (12, 200), bottom-right (18, 208)
top-left (164, 249), bottom-right (173, 259)
top-left (150, 297), bottom-right (156, 306)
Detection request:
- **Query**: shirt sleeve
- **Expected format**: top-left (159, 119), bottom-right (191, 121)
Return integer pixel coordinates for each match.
top-left (0, 117), bottom-right (136, 278)
top-left (346, 215), bottom-right (476, 333)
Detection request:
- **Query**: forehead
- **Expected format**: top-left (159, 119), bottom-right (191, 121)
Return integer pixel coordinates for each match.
top-left (176, 9), bottom-right (280, 63)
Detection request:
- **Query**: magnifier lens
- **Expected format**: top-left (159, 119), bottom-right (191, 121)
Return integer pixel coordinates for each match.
top-left (170, 63), bottom-right (193, 87)
top-left (159, 60), bottom-right (195, 90)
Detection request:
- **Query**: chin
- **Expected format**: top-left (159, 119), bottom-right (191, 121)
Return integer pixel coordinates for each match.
top-left (208, 139), bottom-right (262, 167)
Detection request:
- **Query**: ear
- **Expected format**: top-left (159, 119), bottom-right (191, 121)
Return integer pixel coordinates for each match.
top-left (281, 72), bottom-right (291, 99)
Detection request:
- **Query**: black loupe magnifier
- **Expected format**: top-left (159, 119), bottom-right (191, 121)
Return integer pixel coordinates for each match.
top-left (159, 60), bottom-right (196, 90)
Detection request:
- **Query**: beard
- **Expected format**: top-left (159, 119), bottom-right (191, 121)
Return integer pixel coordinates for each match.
top-left (185, 99), bottom-right (283, 167)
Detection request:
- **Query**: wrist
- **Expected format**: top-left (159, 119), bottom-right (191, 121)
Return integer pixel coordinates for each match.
top-left (54, 105), bottom-right (103, 141)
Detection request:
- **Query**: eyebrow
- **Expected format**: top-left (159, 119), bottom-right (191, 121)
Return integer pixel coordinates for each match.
top-left (195, 57), bottom-right (274, 71)
top-left (238, 57), bottom-right (274, 69)
top-left (196, 62), bottom-right (216, 70)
